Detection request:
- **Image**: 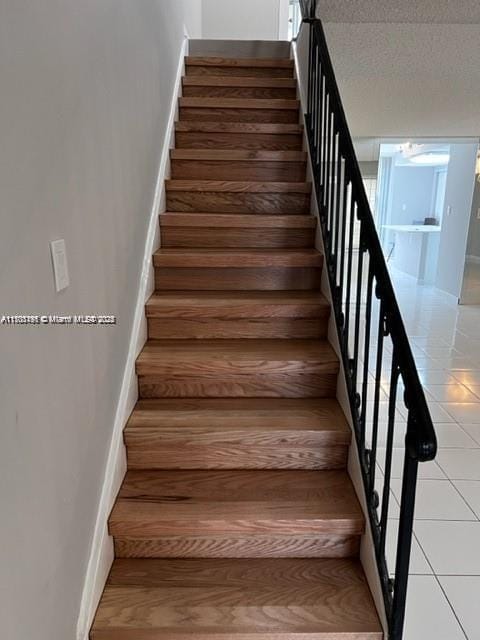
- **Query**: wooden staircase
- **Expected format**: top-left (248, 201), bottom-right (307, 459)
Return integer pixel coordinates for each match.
top-left (91, 54), bottom-right (382, 639)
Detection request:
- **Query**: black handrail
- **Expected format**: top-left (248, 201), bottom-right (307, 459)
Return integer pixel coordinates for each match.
top-left (297, 11), bottom-right (437, 640)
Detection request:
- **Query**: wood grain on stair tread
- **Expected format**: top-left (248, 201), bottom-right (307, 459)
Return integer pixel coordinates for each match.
top-left (126, 398), bottom-right (348, 436)
top-left (175, 121), bottom-right (303, 134)
top-left (176, 131), bottom-right (303, 151)
top-left (179, 97), bottom-right (300, 110)
top-left (153, 249), bottom-right (322, 268)
top-left (155, 266), bottom-right (321, 291)
top-left (114, 533), bottom-right (360, 559)
top-left (182, 86), bottom-right (296, 100)
top-left (170, 149), bottom-right (306, 161)
top-left (166, 180), bottom-right (311, 193)
top-left (182, 76), bottom-right (297, 99)
top-left (185, 56), bottom-right (295, 68)
top-left (92, 558), bottom-right (382, 638)
top-left (146, 292), bottom-right (329, 338)
top-left (124, 399), bottom-right (349, 469)
top-left (146, 291), bottom-right (328, 317)
top-left (159, 214), bottom-right (315, 248)
top-left (148, 318), bottom-right (326, 340)
top-left (109, 469), bottom-right (364, 537)
top-left (136, 339), bottom-right (339, 376)
top-left (183, 76), bottom-right (297, 88)
top-left (171, 160), bottom-right (306, 182)
top-left (138, 372), bottom-right (337, 399)
top-left (180, 107), bottom-right (299, 124)
top-left (167, 193), bottom-right (311, 215)
top-left (159, 213), bottom-right (315, 228)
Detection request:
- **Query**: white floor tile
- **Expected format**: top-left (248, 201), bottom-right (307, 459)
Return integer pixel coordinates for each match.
top-left (366, 421), bottom-right (407, 448)
top-left (461, 424), bottom-right (480, 446)
top-left (453, 481), bottom-right (480, 519)
top-left (468, 385), bottom-right (480, 399)
top-left (453, 370), bottom-right (480, 386)
top-left (441, 403), bottom-right (480, 424)
top-left (436, 450), bottom-right (480, 480)
top-left (386, 519), bottom-right (432, 575)
top-left (354, 264), bottom-right (480, 631)
top-left (439, 576), bottom-right (480, 640)
top-left (425, 384), bottom-right (479, 403)
top-left (434, 424), bottom-right (480, 448)
top-left (377, 448), bottom-right (446, 479)
top-left (432, 357), bottom-right (477, 370)
top-left (419, 371), bottom-right (460, 385)
top-left (403, 576), bottom-right (465, 640)
top-left (415, 521), bottom-right (480, 574)
top-left (427, 402), bottom-right (456, 423)
top-left (391, 479), bottom-right (477, 521)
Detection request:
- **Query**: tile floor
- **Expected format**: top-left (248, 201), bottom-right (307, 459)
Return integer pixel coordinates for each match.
top-left (370, 268), bottom-right (480, 639)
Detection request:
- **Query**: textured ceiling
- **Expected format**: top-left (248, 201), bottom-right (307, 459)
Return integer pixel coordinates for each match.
top-left (319, 0), bottom-right (480, 24)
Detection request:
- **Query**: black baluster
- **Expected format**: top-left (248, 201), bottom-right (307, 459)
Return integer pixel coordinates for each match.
top-left (379, 352), bottom-right (401, 560)
top-left (390, 421), bottom-right (419, 640)
top-left (368, 299), bottom-right (387, 497)
top-left (359, 260), bottom-right (374, 452)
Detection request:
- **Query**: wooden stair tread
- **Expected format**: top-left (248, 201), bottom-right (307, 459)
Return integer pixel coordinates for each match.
top-left (109, 469), bottom-right (364, 536)
top-left (170, 149), bottom-right (306, 161)
top-left (180, 97), bottom-right (299, 110)
top-left (90, 48), bottom-right (380, 640)
top-left (153, 248), bottom-right (322, 268)
top-left (175, 121), bottom-right (303, 134)
top-left (183, 76), bottom-right (297, 88)
top-left (136, 339), bottom-right (338, 376)
top-left (126, 398), bottom-right (349, 439)
top-left (185, 56), bottom-right (295, 69)
top-left (166, 180), bottom-right (311, 193)
top-left (146, 290), bottom-right (329, 316)
top-left (92, 558), bottom-right (382, 638)
top-left (159, 213), bottom-right (315, 228)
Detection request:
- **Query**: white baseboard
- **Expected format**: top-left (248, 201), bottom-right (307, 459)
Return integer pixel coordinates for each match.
top-left (75, 35), bottom-right (188, 640)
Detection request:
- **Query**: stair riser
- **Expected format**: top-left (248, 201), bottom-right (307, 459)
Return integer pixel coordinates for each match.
top-left (176, 131), bottom-right (303, 150)
top-left (114, 534), bottom-right (359, 559)
top-left (180, 107), bottom-right (299, 124)
top-left (138, 372), bottom-right (337, 399)
top-left (154, 267), bottom-right (322, 291)
top-left (170, 160), bottom-right (306, 182)
top-left (148, 318), bottom-right (327, 339)
top-left (183, 86), bottom-right (297, 99)
top-left (166, 192), bottom-right (311, 214)
top-left (186, 65), bottom-right (294, 78)
top-left (160, 227), bottom-right (314, 249)
top-left (126, 446), bottom-right (348, 470)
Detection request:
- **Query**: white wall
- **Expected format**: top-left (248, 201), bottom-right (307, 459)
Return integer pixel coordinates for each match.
top-left (436, 144), bottom-right (478, 297)
top-left (202, 0), bottom-right (288, 40)
top-left (323, 23), bottom-right (480, 137)
top-left (0, 1), bottom-right (199, 638)
top-left (389, 166), bottom-right (435, 225)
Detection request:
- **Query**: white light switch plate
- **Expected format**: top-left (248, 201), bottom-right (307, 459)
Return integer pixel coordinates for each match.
top-left (50, 239), bottom-right (69, 292)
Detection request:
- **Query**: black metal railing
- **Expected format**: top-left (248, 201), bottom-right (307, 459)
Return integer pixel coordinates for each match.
top-left (298, 9), bottom-right (437, 640)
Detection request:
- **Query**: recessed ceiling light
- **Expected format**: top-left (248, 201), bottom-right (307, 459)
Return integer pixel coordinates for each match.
top-left (410, 153), bottom-right (450, 166)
